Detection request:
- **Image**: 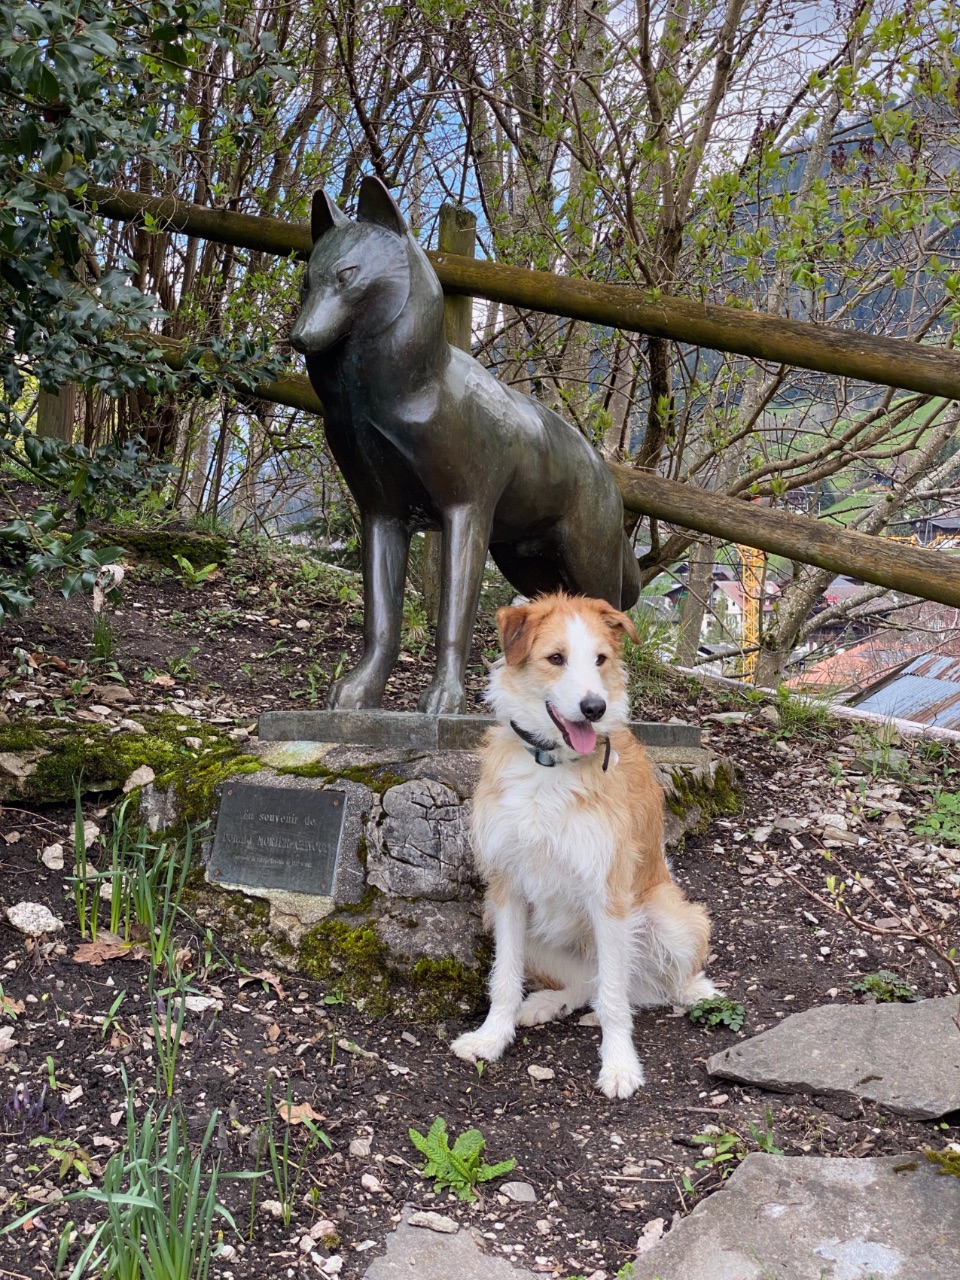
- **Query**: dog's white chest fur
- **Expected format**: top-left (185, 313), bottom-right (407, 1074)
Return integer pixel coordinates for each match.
top-left (473, 749), bottom-right (615, 909)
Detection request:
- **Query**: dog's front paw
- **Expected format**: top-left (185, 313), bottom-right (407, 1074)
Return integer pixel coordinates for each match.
top-left (596, 1056), bottom-right (645, 1099)
top-left (451, 1029), bottom-right (511, 1064)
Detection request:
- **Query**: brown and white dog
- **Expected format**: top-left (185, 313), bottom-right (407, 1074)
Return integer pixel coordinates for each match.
top-left (451, 593), bottom-right (715, 1099)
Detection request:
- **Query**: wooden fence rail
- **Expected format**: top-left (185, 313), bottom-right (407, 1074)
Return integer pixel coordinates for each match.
top-left (90, 185), bottom-right (960, 400)
top-left (99, 188), bottom-right (960, 610)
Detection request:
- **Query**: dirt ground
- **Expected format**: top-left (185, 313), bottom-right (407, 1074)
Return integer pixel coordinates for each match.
top-left (1, 518), bottom-right (958, 1278)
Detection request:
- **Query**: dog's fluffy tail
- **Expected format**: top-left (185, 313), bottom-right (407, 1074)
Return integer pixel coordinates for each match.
top-left (629, 882), bottom-right (714, 1008)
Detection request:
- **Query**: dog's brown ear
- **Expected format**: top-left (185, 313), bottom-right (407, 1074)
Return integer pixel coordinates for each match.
top-left (312, 190), bottom-right (348, 241)
top-left (593, 600), bottom-right (639, 646)
top-left (356, 175), bottom-right (407, 236)
top-left (497, 605), bottom-right (534, 665)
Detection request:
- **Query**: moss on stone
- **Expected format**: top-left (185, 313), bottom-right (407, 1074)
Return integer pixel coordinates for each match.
top-left (409, 952), bottom-right (490, 1020)
top-left (277, 761), bottom-right (406, 794)
top-left (925, 1149), bottom-right (960, 1178)
top-left (0, 713), bottom-right (256, 813)
top-left (665, 761), bottom-right (740, 835)
top-left (296, 899), bottom-right (490, 1020)
top-left (98, 527), bottom-right (229, 567)
top-left (297, 917), bottom-right (393, 1015)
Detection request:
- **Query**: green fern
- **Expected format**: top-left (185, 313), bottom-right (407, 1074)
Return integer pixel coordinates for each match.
top-left (408, 1117), bottom-right (516, 1201)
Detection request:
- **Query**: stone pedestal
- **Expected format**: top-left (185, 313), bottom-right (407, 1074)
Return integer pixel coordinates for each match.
top-left (177, 716), bottom-right (736, 1018)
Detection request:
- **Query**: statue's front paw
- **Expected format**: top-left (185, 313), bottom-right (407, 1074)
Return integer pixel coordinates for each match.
top-left (418, 678), bottom-right (466, 715)
top-left (327, 671), bottom-right (382, 710)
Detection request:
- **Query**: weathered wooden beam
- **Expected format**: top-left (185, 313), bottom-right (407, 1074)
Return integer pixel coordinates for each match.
top-left (609, 462), bottom-right (960, 610)
top-left (161, 342), bottom-right (960, 610)
top-left (90, 185), bottom-right (960, 401)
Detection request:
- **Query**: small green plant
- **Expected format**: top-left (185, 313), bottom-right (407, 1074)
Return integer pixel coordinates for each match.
top-left (693, 1127), bottom-right (743, 1175)
top-left (408, 1117), bottom-right (516, 1202)
top-left (167, 645), bottom-right (201, 679)
top-left (747, 1107), bottom-right (783, 1155)
top-left (92, 610), bottom-right (114, 662)
top-left (913, 790), bottom-right (960, 846)
top-left (258, 1075), bottom-right (332, 1227)
top-left (29, 1135), bottom-right (95, 1182)
top-left (150, 977), bottom-right (190, 1098)
top-left (401, 596), bottom-right (430, 653)
top-left (71, 787), bottom-right (97, 940)
top-left (773, 685), bottom-right (833, 739)
top-left (100, 990), bottom-right (127, 1041)
top-left (850, 970), bottom-right (917, 1003)
top-left (172, 554), bottom-right (219, 588)
top-left (688, 995), bottom-right (745, 1032)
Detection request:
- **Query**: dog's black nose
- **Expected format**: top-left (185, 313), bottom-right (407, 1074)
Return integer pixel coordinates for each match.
top-left (580, 695), bottom-right (606, 722)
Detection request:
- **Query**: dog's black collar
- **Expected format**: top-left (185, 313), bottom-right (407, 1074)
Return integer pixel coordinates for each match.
top-left (509, 720), bottom-right (613, 771)
top-left (510, 719), bottom-right (560, 767)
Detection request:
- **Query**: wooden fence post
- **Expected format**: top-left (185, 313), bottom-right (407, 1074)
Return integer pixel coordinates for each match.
top-left (422, 204), bottom-right (478, 625)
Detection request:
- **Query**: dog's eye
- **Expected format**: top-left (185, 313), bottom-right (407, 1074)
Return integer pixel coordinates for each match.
top-left (337, 265), bottom-right (358, 285)
top-left (596, 654), bottom-right (607, 666)
top-left (546, 652), bottom-right (565, 666)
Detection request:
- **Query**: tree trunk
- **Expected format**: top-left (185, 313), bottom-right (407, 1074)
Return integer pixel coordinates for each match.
top-left (36, 385), bottom-right (76, 442)
top-left (675, 540), bottom-right (716, 666)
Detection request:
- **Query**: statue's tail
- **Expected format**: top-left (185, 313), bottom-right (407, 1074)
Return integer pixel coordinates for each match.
top-left (620, 532), bottom-right (641, 611)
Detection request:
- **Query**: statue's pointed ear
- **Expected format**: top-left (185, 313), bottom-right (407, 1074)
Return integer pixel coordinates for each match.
top-left (312, 190), bottom-right (348, 241)
top-left (356, 175), bottom-right (407, 235)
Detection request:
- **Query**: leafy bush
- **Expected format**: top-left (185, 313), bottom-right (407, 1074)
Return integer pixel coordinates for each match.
top-left (0, 426), bottom-right (171, 618)
top-left (409, 1117), bottom-right (515, 1202)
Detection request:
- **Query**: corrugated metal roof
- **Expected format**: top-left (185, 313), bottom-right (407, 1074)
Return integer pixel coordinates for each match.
top-left (855, 656), bottom-right (960, 728)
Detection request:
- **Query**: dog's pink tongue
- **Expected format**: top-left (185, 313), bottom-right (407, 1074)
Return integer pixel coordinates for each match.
top-left (561, 714), bottom-right (597, 754)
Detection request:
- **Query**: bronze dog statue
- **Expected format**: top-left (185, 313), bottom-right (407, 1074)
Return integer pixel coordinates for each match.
top-left (290, 176), bottom-right (639, 714)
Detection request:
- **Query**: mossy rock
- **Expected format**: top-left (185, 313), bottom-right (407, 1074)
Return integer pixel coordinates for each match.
top-left (663, 757), bottom-right (740, 839)
top-left (97, 527), bottom-right (229, 568)
top-left (0, 714), bottom-right (257, 817)
top-left (297, 893), bottom-right (490, 1020)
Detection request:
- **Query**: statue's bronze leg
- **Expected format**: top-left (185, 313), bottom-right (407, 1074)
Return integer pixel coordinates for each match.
top-left (418, 505), bottom-right (491, 714)
top-left (327, 514), bottom-right (409, 709)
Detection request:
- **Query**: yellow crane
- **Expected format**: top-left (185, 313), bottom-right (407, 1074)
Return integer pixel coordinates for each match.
top-left (737, 543), bottom-right (766, 679)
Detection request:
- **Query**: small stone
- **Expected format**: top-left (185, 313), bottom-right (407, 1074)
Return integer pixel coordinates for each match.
top-left (309, 1219), bottom-right (338, 1242)
top-left (122, 765), bottom-right (155, 794)
top-left (296, 619), bottom-right (311, 631)
top-left (318, 1257), bottom-right (342, 1275)
top-left (114, 719), bottom-right (147, 734)
top-left (259, 1199), bottom-right (284, 1218)
top-left (361, 1173), bottom-right (383, 1193)
top-left (0, 1026), bottom-right (17, 1052)
top-left (349, 1138), bottom-right (372, 1158)
top-left (89, 684), bottom-right (135, 705)
top-left (882, 811), bottom-right (906, 831)
top-left (635, 1217), bottom-right (666, 1254)
top-left (0, 752), bottom-right (40, 779)
top-left (408, 1211), bottom-right (459, 1234)
top-left (578, 1011), bottom-right (600, 1027)
top-left (401, 1030), bottom-right (420, 1045)
top-left (527, 1064), bottom-right (555, 1081)
top-left (184, 736), bottom-right (203, 751)
top-left (41, 843), bottom-right (64, 870)
top-left (5, 902), bottom-right (63, 936)
top-left (82, 821), bottom-right (100, 849)
top-left (501, 1181), bottom-right (536, 1203)
top-left (757, 705), bottom-right (780, 726)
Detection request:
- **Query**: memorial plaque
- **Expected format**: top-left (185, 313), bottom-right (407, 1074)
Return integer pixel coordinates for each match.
top-left (209, 782), bottom-right (346, 896)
